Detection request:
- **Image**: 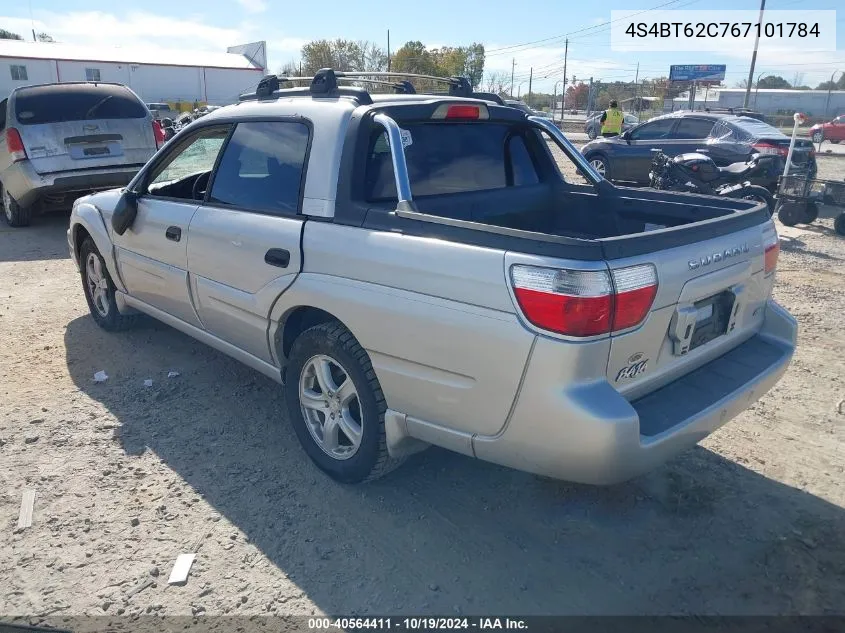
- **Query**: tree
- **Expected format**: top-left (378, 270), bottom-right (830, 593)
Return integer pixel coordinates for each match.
top-left (300, 39), bottom-right (387, 76)
top-left (36, 32), bottom-right (54, 42)
top-left (392, 41), bottom-right (437, 76)
top-left (0, 28), bottom-right (24, 40)
top-left (277, 60), bottom-right (300, 76)
top-left (565, 82), bottom-right (589, 109)
top-left (393, 41), bottom-right (486, 88)
top-left (735, 79), bottom-right (749, 88)
top-left (816, 74), bottom-right (845, 91)
top-left (757, 75), bottom-right (791, 89)
top-left (483, 71), bottom-right (510, 95)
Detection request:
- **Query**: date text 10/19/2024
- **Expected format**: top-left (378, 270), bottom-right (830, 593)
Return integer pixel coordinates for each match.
top-left (308, 618), bottom-right (529, 630)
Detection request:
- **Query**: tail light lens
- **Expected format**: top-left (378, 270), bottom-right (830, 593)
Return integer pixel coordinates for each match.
top-left (152, 120), bottom-right (165, 148)
top-left (752, 142), bottom-right (787, 157)
top-left (6, 128), bottom-right (26, 162)
top-left (510, 264), bottom-right (658, 337)
top-left (764, 234), bottom-right (779, 274)
top-left (431, 103), bottom-right (489, 120)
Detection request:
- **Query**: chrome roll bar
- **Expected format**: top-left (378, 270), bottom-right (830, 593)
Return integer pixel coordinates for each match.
top-left (528, 116), bottom-right (605, 185)
top-left (373, 113), bottom-right (414, 206)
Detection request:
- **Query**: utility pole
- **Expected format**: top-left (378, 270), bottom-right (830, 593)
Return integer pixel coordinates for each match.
top-left (510, 58), bottom-right (516, 97)
top-left (299, 61), bottom-right (302, 77)
top-left (527, 67), bottom-right (533, 107)
top-left (588, 76), bottom-right (594, 114)
top-left (387, 30), bottom-right (391, 72)
top-left (634, 62), bottom-right (639, 113)
top-left (743, 0), bottom-right (766, 108)
top-left (561, 38), bottom-right (568, 120)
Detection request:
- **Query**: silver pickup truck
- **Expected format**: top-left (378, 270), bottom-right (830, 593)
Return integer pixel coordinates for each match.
top-left (67, 70), bottom-right (797, 485)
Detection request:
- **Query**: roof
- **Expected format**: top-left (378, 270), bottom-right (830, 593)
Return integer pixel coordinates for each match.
top-left (0, 39), bottom-right (261, 71)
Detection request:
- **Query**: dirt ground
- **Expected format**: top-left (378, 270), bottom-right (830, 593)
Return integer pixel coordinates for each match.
top-left (1, 158), bottom-right (844, 625)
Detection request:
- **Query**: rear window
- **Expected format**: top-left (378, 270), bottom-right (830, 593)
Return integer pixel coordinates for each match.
top-left (730, 116), bottom-right (787, 139)
top-left (14, 84), bottom-right (147, 125)
top-left (365, 122), bottom-right (540, 201)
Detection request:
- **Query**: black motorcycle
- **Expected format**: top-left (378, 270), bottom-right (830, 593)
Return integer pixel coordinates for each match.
top-left (649, 150), bottom-right (776, 214)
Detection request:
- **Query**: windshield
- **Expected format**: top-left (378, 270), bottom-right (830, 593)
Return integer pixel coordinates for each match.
top-left (14, 84), bottom-right (147, 125)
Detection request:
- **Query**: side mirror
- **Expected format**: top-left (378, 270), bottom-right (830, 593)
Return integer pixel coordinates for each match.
top-left (620, 130), bottom-right (631, 143)
top-left (111, 190), bottom-right (139, 235)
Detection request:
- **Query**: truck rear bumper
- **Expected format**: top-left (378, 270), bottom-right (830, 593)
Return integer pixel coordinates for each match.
top-left (2, 160), bottom-right (141, 208)
top-left (471, 300), bottom-right (797, 485)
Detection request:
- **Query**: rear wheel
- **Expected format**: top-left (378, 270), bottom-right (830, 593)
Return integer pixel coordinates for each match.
top-left (284, 321), bottom-right (403, 483)
top-left (726, 185), bottom-right (775, 215)
top-left (811, 131), bottom-right (823, 144)
top-left (587, 126), bottom-right (597, 140)
top-left (802, 201), bottom-right (819, 224)
top-left (834, 214), bottom-right (845, 236)
top-left (1, 183), bottom-right (32, 227)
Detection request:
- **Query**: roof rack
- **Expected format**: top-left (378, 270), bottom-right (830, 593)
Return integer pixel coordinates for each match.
top-left (239, 68), bottom-right (503, 105)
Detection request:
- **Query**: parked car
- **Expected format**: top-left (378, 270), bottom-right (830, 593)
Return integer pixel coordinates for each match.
top-left (1, 82), bottom-right (158, 227)
top-left (504, 99), bottom-right (549, 118)
top-left (581, 112), bottom-right (816, 189)
top-left (809, 114), bottom-right (845, 144)
top-left (146, 102), bottom-right (175, 121)
top-left (585, 111), bottom-right (640, 139)
top-left (68, 70), bottom-right (795, 485)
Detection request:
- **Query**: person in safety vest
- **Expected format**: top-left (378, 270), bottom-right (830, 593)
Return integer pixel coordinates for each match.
top-left (600, 100), bottom-right (623, 137)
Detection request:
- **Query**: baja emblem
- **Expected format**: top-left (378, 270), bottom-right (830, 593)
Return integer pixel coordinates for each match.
top-left (616, 359), bottom-right (648, 382)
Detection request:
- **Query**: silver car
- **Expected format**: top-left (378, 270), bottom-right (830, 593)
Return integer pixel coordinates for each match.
top-left (0, 82), bottom-right (157, 227)
top-left (67, 78), bottom-right (796, 485)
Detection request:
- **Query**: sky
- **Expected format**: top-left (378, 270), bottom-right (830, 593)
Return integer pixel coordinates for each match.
top-left (1, 0), bottom-right (843, 94)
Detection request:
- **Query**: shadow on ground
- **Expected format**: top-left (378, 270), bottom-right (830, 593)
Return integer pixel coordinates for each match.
top-left (64, 316), bottom-right (845, 615)
top-left (0, 213), bottom-right (72, 262)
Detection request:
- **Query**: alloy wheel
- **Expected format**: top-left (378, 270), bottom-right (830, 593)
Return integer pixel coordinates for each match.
top-left (589, 158), bottom-right (606, 176)
top-left (298, 354), bottom-right (363, 460)
top-left (85, 253), bottom-right (110, 318)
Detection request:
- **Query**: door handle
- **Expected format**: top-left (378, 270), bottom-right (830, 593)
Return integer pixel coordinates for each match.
top-left (264, 248), bottom-right (290, 268)
top-left (165, 226), bottom-right (182, 242)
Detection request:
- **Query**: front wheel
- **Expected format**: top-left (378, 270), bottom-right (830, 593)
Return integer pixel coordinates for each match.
top-left (1, 183), bottom-right (32, 227)
top-left (284, 321), bottom-right (403, 483)
top-left (802, 201), bottom-right (819, 224)
top-left (586, 154), bottom-right (609, 179)
top-left (587, 126), bottom-right (597, 140)
top-left (811, 131), bottom-right (824, 144)
top-left (776, 201), bottom-right (804, 227)
top-left (79, 238), bottom-right (138, 331)
top-left (725, 185), bottom-right (775, 215)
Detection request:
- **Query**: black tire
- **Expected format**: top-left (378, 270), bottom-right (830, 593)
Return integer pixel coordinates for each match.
top-left (585, 153), bottom-right (610, 180)
top-left (777, 201), bottom-right (804, 227)
top-left (802, 201), bottom-right (819, 224)
top-left (835, 214), bottom-right (845, 236)
top-left (1, 183), bottom-right (32, 227)
top-left (79, 237), bottom-right (138, 331)
top-left (726, 185), bottom-right (775, 215)
top-left (284, 321), bottom-right (402, 483)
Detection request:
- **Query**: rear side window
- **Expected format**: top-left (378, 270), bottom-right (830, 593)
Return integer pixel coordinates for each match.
top-left (629, 118), bottom-right (675, 140)
top-left (14, 84), bottom-right (147, 125)
top-left (365, 122), bottom-right (540, 201)
top-left (731, 116), bottom-right (786, 139)
top-left (209, 121), bottom-right (309, 215)
top-left (673, 118), bottom-right (715, 139)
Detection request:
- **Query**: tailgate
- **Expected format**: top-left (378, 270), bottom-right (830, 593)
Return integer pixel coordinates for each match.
top-left (22, 119), bottom-right (155, 174)
top-left (605, 220), bottom-right (778, 400)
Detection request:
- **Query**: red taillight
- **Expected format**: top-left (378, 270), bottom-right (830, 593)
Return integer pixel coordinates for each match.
top-left (764, 236), bottom-right (779, 274)
top-left (152, 120), bottom-right (165, 148)
top-left (753, 142), bottom-right (787, 157)
top-left (445, 105), bottom-right (481, 120)
top-left (510, 264), bottom-right (657, 337)
top-left (611, 265), bottom-right (659, 331)
top-left (6, 128), bottom-right (26, 162)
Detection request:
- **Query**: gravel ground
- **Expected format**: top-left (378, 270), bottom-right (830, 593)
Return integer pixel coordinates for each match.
top-left (1, 157), bottom-right (844, 627)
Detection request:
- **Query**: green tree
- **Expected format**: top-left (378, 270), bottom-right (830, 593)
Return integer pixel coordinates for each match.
top-left (36, 32), bottom-right (54, 42)
top-left (300, 39), bottom-right (387, 76)
top-left (0, 28), bottom-right (24, 40)
top-left (757, 75), bottom-right (791, 89)
top-left (393, 41), bottom-right (486, 88)
top-left (392, 41), bottom-right (437, 76)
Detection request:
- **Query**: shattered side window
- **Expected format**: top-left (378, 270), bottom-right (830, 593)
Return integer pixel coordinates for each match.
top-left (711, 120), bottom-right (741, 141)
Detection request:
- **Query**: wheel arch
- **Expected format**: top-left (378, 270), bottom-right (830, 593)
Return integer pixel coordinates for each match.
top-left (70, 203), bottom-right (126, 292)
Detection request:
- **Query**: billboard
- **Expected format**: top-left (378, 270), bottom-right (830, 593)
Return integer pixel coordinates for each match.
top-left (669, 64), bottom-right (727, 82)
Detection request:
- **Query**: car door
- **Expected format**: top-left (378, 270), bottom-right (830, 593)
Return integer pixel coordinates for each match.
top-left (113, 124), bottom-right (231, 328)
top-left (669, 117), bottom-right (717, 159)
top-left (187, 119), bottom-right (310, 363)
top-left (620, 118), bottom-right (677, 183)
top-left (832, 116), bottom-right (845, 141)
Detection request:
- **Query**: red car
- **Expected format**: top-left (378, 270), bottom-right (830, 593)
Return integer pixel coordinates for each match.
top-left (810, 115), bottom-right (845, 144)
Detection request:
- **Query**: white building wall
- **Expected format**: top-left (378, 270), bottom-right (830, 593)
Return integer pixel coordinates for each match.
top-left (1, 57), bottom-right (56, 98)
top-left (2, 56), bottom-right (261, 107)
top-left (203, 68), bottom-right (264, 105)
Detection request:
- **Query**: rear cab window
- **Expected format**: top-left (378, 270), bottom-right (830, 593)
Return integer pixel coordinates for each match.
top-left (14, 84), bottom-right (147, 125)
top-left (365, 122), bottom-right (540, 201)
